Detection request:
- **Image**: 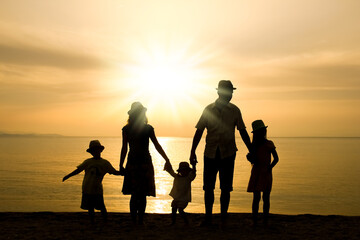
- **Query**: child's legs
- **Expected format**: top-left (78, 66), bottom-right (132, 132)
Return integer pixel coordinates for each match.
top-left (179, 208), bottom-right (188, 224)
top-left (252, 192), bottom-right (261, 223)
top-left (171, 207), bottom-right (178, 224)
top-left (262, 191), bottom-right (270, 222)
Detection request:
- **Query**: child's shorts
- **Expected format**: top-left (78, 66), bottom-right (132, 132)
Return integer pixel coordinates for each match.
top-left (81, 194), bottom-right (105, 210)
top-left (171, 200), bottom-right (188, 209)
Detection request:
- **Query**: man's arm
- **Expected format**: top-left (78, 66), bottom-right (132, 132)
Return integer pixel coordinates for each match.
top-left (239, 128), bottom-right (252, 152)
top-left (190, 129), bottom-right (204, 165)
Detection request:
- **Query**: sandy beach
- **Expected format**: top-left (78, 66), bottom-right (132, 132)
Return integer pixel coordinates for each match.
top-left (1, 212), bottom-right (359, 240)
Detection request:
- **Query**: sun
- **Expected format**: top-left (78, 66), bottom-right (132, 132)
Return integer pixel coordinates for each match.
top-left (134, 62), bottom-right (193, 100)
top-left (123, 48), bottom-right (210, 105)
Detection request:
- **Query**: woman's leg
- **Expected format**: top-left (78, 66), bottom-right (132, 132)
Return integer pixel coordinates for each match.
top-left (252, 192), bottom-right (261, 226)
top-left (262, 191), bottom-right (270, 226)
top-left (137, 195), bottom-right (147, 225)
top-left (130, 194), bottom-right (137, 224)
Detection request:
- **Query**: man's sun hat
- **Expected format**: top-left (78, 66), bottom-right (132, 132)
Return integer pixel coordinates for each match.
top-left (177, 162), bottom-right (191, 172)
top-left (128, 102), bottom-right (147, 115)
top-left (216, 80), bottom-right (236, 91)
top-left (251, 120), bottom-right (268, 133)
top-left (86, 140), bottom-right (105, 153)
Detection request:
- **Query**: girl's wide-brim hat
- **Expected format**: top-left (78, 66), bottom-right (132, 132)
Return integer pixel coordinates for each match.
top-left (128, 102), bottom-right (147, 115)
top-left (251, 120), bottom-right (268, 133)
top-left (87, 140), bottom-right (105, 152)
top-left (177, 162), bottom-right (191, 172)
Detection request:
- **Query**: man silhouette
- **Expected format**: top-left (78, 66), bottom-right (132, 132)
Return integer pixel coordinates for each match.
top-left (189, 80), bottom-right (252, 225)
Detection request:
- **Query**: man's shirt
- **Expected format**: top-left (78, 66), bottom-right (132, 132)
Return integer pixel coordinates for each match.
top-left (196, 99), bottom-right (246, 159)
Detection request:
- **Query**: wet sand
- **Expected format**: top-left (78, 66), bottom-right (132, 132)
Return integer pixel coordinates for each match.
top-left (1, 212), bottom-right (359, 240)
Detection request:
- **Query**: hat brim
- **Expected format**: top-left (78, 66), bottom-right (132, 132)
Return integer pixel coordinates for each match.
top-left (251, 126), bottom-right (268, 133)
top-left (86, 146), bottom-right (105, 153)
top-left (177, 167), bottom-right (191, 172)
top-left (216, 87), bottom-right (236, 90)
top-left (127, 107), bottom-right (147, 115)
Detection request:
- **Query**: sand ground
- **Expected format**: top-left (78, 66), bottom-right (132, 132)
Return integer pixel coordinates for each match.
top-left (1, 212), bottom-right (359, 240)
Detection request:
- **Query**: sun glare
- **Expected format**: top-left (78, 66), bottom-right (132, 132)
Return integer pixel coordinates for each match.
top-left (136, 63), bottom-right (192, 99)
top-left (113, 42), bottom-right (215, 123)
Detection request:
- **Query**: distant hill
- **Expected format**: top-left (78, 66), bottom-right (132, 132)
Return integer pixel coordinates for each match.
top-left (0, 132), bottom-right (64, 138)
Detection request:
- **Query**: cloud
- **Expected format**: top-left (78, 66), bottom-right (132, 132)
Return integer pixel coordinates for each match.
top-left (0, 43), bottom-right (108, 70)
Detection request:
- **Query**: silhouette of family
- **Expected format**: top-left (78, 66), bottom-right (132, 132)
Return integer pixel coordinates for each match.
top-left (63, 80), bottom-right (279, 227)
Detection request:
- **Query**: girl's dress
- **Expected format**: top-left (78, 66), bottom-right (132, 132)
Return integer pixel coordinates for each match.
top-left (247, 140), bottom-right (276, 192)
top-left (122, 124), bottom-right (156, 197)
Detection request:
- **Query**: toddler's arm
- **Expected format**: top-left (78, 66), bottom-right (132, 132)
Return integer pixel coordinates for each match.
top-left (189, 163), bottom-right (197, 181)
top-left (62, 168), bottom-right (82, 182)
top-left (164, 163), bottom-right (177, 178)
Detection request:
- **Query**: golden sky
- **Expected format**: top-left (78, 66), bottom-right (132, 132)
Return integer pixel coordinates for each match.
top-left (0, 0), bottom-right (359, 137)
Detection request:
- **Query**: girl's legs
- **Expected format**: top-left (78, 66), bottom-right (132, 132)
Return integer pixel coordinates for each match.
top-left (171, 207), bottom-right (177, 225)
top-left (100, 206), bottom-right (108, 223)
top-left (252, 192), bottom-right (261, 226)
top-left (88, 208), bottom-right (95, 224)
top-left (262, 191), bottom-right (270, 226)
top-left (179, 208), bottom-right (188, 225)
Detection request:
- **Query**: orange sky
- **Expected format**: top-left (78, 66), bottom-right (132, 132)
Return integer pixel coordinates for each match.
top-left (0, 1), bottom-right (359, 137)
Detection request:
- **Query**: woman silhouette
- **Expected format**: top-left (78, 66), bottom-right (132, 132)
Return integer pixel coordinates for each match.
top-left (120, 102), bottom-right (171, 224)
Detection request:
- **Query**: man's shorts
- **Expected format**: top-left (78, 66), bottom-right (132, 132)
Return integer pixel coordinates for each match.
top-left (81, 194), bottom-right (105, 210)
top-left (203, 149), bottom-right (236, 192)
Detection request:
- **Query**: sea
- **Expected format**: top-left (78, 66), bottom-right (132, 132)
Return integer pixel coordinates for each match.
top-left (0, 136), bottom-right (359, 216)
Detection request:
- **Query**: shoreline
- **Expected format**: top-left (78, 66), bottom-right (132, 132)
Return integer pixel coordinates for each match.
top-left (1, 212), bottom-right (359, 240)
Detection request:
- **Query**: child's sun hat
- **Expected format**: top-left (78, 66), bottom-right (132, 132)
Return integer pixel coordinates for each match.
top-left (177, 162), bottom-right (191, 172)
top-left (87, 140), bottom-right (105, 153)
top-left (251, 120), bottom-right (268, 133)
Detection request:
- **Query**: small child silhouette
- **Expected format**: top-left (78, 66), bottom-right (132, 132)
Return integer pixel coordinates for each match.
top-left (63, 140), bottom-right (121, 224)
top-left (165, 161), bottom-right (196, 225)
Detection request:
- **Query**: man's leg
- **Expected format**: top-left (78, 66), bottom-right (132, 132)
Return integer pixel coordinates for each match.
top-left (204, 189), bottom-right (214, 222)
top-left (203, 155), bottom-right (217, 225)
top-left (220, 190), bottom-right (230, 220)
top-left (219, 154), bottom-right (235, 222)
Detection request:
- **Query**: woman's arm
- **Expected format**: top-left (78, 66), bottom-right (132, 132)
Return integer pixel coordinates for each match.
top-left (119, 131), bottom-right (128, 172)
top-left (149, 129), bottom-right (170, 163)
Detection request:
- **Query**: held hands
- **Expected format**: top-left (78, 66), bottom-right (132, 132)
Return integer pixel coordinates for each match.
top-left (246, 152), bottom-right (256, 164)
top-left (164, 161), bottom-right (172, 171)
top-left (119, 166), bottom-right (126, 176)
top-left (189, 152), bottom-right (198, 165)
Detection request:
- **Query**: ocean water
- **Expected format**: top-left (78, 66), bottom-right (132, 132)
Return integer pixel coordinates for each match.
top-left (0, 136), bottom-right (359, 216)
